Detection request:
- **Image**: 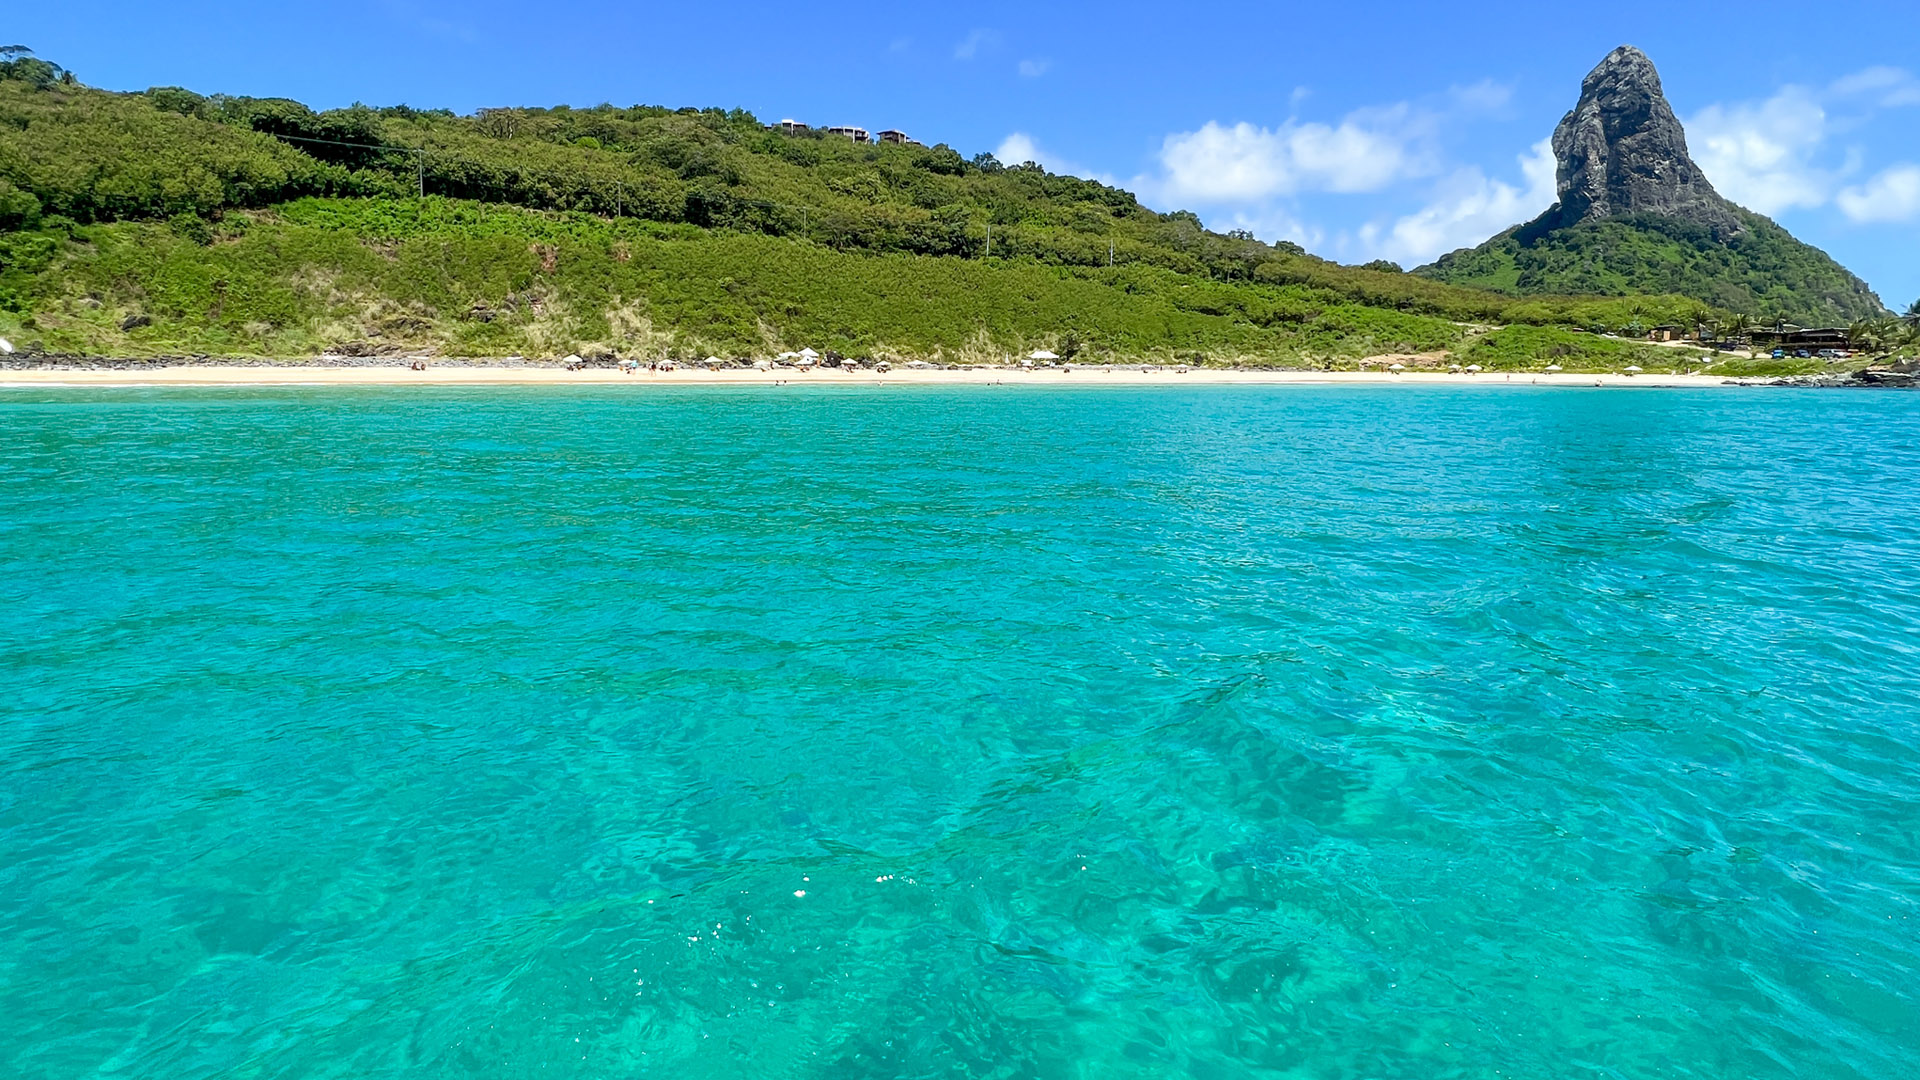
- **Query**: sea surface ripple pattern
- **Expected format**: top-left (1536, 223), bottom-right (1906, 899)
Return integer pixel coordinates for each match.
top-left (1, 386), bottom-right (1917, 1079)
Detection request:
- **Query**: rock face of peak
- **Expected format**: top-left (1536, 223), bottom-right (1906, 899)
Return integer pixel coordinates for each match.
top-left (1415, 45), bottom-right (1887, 324)
top-left (1539, 46), bottom-right (1741, 238)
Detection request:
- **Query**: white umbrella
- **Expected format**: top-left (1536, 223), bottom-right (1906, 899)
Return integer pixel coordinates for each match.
top-left (798, 348), bottom-right (820, 359)
top-left (1544, 364), bottom-right (1563, 372)
top-left (1389, 363), bottom-right (1405, 371)
top-left (1464, 364), bottom-right (1483, 372)
top-left (0, 337), bottom-right (12, 355)
top-left (1029, 349), bottom-right (1058, 361)
top-left (1625, 365), bottom-right (1643, 373)
top-left (705, 355), bottom-right (723, 367)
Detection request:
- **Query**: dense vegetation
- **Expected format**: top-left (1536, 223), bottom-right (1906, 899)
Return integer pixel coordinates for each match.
top-left (1418, 209), bottom-right (1887, 326)
top-left (1, 51), bottom-right (1898, 366)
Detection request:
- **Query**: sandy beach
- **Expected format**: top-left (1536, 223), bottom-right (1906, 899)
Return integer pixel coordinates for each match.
top-left (0, 364), bottom-right (1737, 388)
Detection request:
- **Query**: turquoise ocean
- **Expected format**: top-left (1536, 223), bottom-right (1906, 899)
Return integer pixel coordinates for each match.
top-left (2, 385), bottom-right (1917, 1078)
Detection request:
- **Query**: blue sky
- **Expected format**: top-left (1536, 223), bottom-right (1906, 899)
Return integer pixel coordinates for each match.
top-left (15, 0), bottom-right (1920, 307)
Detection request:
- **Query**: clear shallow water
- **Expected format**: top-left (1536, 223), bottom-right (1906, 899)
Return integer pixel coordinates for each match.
top-left (2, 385), bottom-right (1918, 1079)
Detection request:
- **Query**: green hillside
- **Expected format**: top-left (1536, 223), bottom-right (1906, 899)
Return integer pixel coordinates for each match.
top-left (0, 54), bottom-right (1762, 363)
top-left (1417, 210), bottom-right (1885, 327)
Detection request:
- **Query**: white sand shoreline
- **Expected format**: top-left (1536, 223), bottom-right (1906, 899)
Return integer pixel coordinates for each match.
top-left (0, 365), bottom-right (1738, 389)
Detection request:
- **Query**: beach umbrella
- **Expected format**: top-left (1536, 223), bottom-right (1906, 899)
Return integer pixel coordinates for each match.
top-left (705, 356), bottom-right (722, 367)
top-left (1545, 364), bottom-right (1563, 372)
top-left (1029, 349), bottom-right (1059, 361)
top-left (1389, 363), bottom-right (1405, 371)
top-left (1625, 365), bottom-right (1643, 373)
top-left (0, 337), bottom-right (12, 355)
top-left (1464, 364), bottom-right (1483, 372)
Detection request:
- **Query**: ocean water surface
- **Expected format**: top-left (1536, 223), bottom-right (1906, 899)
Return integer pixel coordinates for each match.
top-left (2, 385), bottom-right (1917, 1079)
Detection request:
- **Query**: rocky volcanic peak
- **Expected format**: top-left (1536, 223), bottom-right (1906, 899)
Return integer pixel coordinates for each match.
top-left (1543, 46), bottom-right (1742, 237)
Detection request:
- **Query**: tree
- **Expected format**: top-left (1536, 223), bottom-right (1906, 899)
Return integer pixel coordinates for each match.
top-left (1903, 299), bottom-right (1920, 331)
top-left (0, 46), bottom-right (65, 90)
top-left (1849, 318), bottom-right (1885, 353)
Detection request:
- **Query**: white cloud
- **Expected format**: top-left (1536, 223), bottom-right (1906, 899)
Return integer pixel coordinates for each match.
top-left (1366, 139), bottom-right (1557, 265)
top-left (1448, 79), bottom-right (1514, 112)
top-left (1017, 58), bottom-right (1050, 79)
top-left (954, 29), bottom-right (998, 60)
top-left (1828, 66), bottom-right (1920, 108)
top-left (1217, 208), bottom-right (1323, 251)
top-left (1152, 109), bottom-right (1427, 203)
top-left (1687, 87), bottom-right (1834, 214)
top-left (1837, 165), bottom-right (1920, 223)
top-left (993, 133), bottom-right (1108, 182)
top-left (995, 133), bottom-right (1046, 167)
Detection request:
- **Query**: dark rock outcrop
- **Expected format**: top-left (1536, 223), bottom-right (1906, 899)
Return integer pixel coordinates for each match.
top-left (1536, 46), bottom-right (1741, 238)
top-left (1417, 45), bottom-right (1887, 323)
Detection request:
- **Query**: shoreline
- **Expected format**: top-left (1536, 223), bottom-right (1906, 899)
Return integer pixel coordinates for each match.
top-left (0, 363), bottom-right (1747, 389)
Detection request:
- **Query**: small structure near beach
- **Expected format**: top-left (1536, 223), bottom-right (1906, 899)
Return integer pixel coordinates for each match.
top-left (1028, 349), bottom-right (1058, 362)
top-left (562, 354), bottom-right (586, 370)
top-left (0, 336), bottom-right (12, 355)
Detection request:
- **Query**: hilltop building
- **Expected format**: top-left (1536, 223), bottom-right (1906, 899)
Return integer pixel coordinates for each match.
top-left (776, 119), bottom-right (808, 134)
top-left (877, 129), bottom-right (922, 146)
top-left (826, 125), bottom-right (870, 142)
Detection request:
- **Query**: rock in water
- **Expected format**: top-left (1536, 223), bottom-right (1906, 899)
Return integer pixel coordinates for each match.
top-left (1544, 46), bottom-right (1740, 238)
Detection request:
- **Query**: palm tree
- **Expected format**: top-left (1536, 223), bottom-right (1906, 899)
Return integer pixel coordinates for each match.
top-left (1725, 313), bottom-right (1753, 344)
top-left (1903, 299), bottom-right (1920, 332)
top-left (1688, 306), bottom-right (1715, 341)
top-left (1850, 318), bottom-right (1885, 354)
